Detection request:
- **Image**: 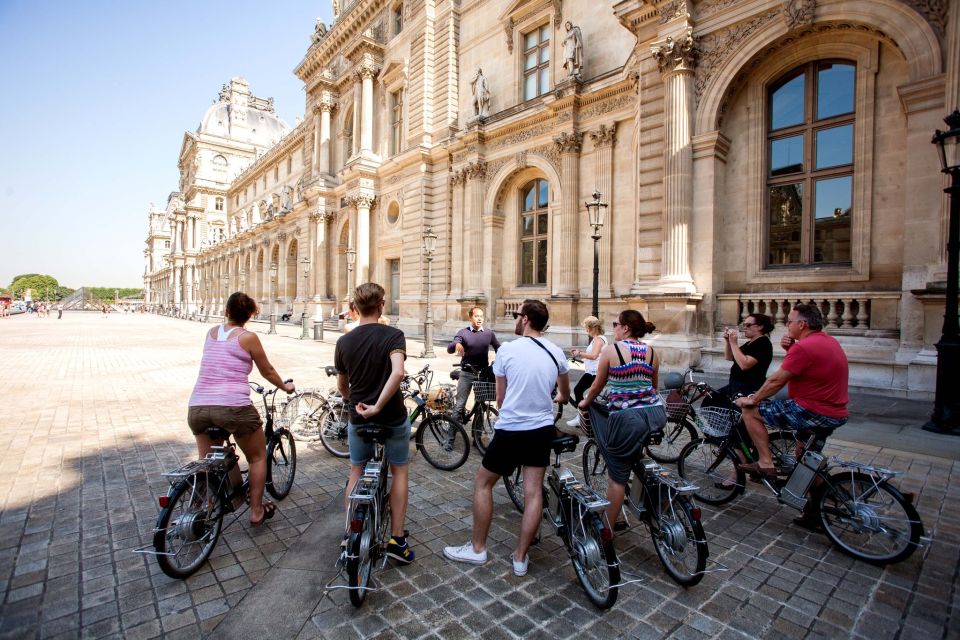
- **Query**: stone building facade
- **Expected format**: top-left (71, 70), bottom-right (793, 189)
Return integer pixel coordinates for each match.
top-left (143, 0), bottom-right (959, 396)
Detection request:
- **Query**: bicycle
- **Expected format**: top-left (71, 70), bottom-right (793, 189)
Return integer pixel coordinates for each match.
top-left (506, 434), bottom-right (620, 609)
top-left (644, 367), bottom-right (710, 463)
top-left (677, 407), bottom-right (926, 565)
top-left (579, 403), bottom-right (709, 587)
top-left (404, 368), bottom-right (470, 471)
top-left (141, 380), bottom-right (297, 579)
top-left (288, 366), bottom-right (350, 458)
top-left (449, 363), bottom-right (500, 454)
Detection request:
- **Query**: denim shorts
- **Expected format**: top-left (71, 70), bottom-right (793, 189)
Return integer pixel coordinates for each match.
top-left (758, 399), bottom-right (847, 431)
top-left (348, 417), bottom-right (411, 466)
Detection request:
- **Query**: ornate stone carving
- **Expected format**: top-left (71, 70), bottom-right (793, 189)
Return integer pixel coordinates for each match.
top-left (651, 31), bottom-right (697, 75)
top-left (580, 92), bottom-right (634, 120)
top-left (317, 91), bottom-right (338, 112)
top-left (349, 194), bottom-right (377, 209)
top-left (517, 150), bottom-right (528, 168)
top-left (504, 18), bottom-right (514, 53)
top-left (487, 122), bottom-right (553, 150)
top-left (589, 123), bottom-right (617, 147)
top-left (553, 131), bottom-right (583, 154)
top-left (561, 22), bottom-right (583, 81)
top-left (278, 232), bottom-right (288, 242)
top-left (531, 143), bottom-right (561, 174)
top-left (659, 0), bottom-right (688, 24)
top-left (465, 161), bottom-right (488, 181)
top-left (782, 0), bottom-right (815, 30)
top-left (311, 17), bottom-right (328, 44)
top-left (553, 0), bottom-right (563, 27)
top-left (903, 0), bottom-right (948, 38)
top-left (471, 67), bottom-right (491, 119)
top-left (695, 11), bottom-right (779, 101)
top-left (695, 0), bottom-right (741, 20)
top-left (484, 158), bottom-right (511, 186)
top-left (357, 63), bottom-right (378, 81)
top-left (449, 170), bottom-right (467, 186)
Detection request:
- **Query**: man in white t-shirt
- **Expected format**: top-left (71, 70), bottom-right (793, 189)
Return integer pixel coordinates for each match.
top-left (444, 299), bottom-right (570, 577)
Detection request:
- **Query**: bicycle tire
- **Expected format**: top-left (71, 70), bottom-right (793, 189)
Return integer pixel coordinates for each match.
top-left (646, 417), bottom-right (697, 463)
top-left (266, 429), bottom-right (297, 500)
top-left (415, 415), bottom-right (469, 471)
top-left (768, 431), bottom-right (800, 477)
top-left (319, 403), bottom-right (350, 458)
top-left (570, 511), bottom-right (619, 609)
top-left (581, 439), bottom-right (607, 497)
top-left (287, 391), bottom-right (325, 442)
top-left (677, 438), bottom-right (743, 505)
top-left (817, 471), bottom-right (923, 565)
top-left (347, 504), bottom-right (374, 607)
top-left (650, 494), bottom-right (708, 587)
top-left (154, 475), bottom-right (224, 579)
top-left (503, 466), bottom-right (525, 513)
top-left (472, 404), bottom-right (498, 454)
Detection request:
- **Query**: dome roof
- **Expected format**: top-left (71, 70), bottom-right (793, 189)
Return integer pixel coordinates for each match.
top-left (197, 78), bottom-right (290, 148)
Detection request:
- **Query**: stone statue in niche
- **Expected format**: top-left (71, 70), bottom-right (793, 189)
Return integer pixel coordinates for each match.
top-left (281, 186), bottom-right (294, 212)
top-left (562, 22), bottom-right (583, 80)
top-left (471, 66), bottom-right (491, 119)
top-left (312, 18), bottom-right (328, 44)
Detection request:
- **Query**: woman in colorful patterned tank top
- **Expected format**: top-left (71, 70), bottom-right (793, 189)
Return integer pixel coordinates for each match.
top-left (187, 292), bottom-right (295, 527)
top-left (578, 309), bottom-right (666, 529)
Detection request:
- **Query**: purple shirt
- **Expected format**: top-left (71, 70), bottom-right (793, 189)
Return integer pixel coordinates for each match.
top-left (447, 326), bottom-right (500, 369)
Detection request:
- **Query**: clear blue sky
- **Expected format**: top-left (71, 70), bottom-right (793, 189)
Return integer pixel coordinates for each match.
top-left (0, 1), bottom-right (334, 290)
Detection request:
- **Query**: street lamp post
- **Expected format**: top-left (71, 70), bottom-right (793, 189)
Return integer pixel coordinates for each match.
top-left (268, 262), bottom-right (278, 335)
top-left (221, 272), bottom-right (229, 319)
top-left (421, 226), bottom-right (438, 358)
top-left (300, 255), bottom-right (311, 339)
top-left (204, 281), bottom-right (210, 323)
top-left (584, 190), bottom-right (608, 319)
top-left (923, 109), bottom-right (960, 436)
top-left (346, 245), bottom-right (356, 290)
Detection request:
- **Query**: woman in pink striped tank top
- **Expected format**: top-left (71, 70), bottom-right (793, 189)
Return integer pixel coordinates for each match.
top-left (187, 292), bottom-right (295, 527)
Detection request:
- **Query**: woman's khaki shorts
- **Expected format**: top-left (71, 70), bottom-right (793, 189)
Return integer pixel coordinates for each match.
top-left (187, 405), bottom-right (262, 437)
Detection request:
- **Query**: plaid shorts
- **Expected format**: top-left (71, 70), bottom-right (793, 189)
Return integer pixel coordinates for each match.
top-left (758, 399), bottom-right (847, 431)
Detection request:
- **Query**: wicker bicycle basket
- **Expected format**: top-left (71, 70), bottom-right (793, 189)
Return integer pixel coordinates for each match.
top-left (473, 381), bottom-right (497, 403)
top-left (658, 392), bottom-right (690, 422)
top-left (426, 384), bottom-right (456, 411)
top-left (696, 407), bottom-right (741, 438)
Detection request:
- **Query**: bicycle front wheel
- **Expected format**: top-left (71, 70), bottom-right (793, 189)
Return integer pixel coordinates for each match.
top-left (415, 415), bottom-right (469, 471)
top-left (581, 439), bottom-right (608, 497)
top-left (677, 438), bottom-right (743, 505)
top-left (154, 475), bottom-right (224, 579)
top-left (287, 391), bottom-right (325, 442)
top-left (650, 494), bottom-right (708, 587)
top-left (347, 505), bottom-right (374, 607)
top-left (570, 511), bottom-right (619, 609)
top-left (817, 471), bottom-right (923, 565)
top-left (503, 466), bottom-right (525, 513)
top-left (472, 404), bottom-right (498, 454)
top-left (319, 403), bottom-right (350, 458)
top-left (646, 418), bottom-right (697, 463)
top-left (267, 429), bottom-right (297, 500)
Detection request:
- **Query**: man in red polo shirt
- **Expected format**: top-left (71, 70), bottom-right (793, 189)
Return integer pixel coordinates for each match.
top-left (735, 303), bottom-right (848, 481)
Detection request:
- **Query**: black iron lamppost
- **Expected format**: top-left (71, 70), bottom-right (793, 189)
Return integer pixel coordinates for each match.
top-left (421, 226), bottom-right (438, 358)
top-left (268, 261), bottom-right (278, 335)
top-left (204, 280), bottom-right (210, 323)
top-left (923, 110), bottom-right (960, 435)
top-left (584, 190), bottom-right (608, 319)
top-left (300, 255), bottom-right (311, 339)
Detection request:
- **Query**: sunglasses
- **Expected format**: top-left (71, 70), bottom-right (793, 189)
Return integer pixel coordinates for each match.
top-left (742, 322), bottom-right (757, 328)
top-left (511, 312), bottom-right (525, 319)
top-left (612, 321), bottom-right (620, 328)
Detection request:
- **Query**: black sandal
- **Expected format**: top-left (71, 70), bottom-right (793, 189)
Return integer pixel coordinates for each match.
top-left (251, 501), bottom-right (277, 527)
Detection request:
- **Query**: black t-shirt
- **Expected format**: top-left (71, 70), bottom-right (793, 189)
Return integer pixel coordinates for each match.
top-left (728, 335), bottom-right (773, 394)
top-left (334, 323), bottom-right (408, 425)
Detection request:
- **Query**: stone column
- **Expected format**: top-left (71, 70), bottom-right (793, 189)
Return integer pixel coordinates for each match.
top-left (352, 78), bottom-right (361, 157)
top-left (359, 63), bottom-right (377, 154)
top-left (450, 170), bottom-right (466, 295)
top-left (652, 32), bottom-right (697, 293)
top-left (553, 131), bottom-right (583, 298)
top-left (315, 93), bottom-right (337, 176)
top-left (277, 233), bottom-right (288, 304)
top-left (590, 124), bottom-right (616, 298)
top-left (353, 195), bottom-right (375, 285)
top-left (464, 162), bottom-right (487, 297)
top-left (312, 107), bottom-right (322, 176)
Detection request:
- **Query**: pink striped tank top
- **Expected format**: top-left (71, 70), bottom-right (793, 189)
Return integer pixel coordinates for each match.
top-left (188, 327), bottom-right (253, 407)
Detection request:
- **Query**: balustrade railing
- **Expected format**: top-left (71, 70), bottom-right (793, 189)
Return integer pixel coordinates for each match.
top-left (716, 291), bottom-right (901, 334)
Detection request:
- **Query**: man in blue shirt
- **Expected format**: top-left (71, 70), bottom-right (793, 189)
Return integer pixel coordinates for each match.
top-left (447, 307), bottom-right (500, 421)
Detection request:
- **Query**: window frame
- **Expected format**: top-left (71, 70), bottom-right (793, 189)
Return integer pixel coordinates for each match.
top-left (392, 3), bottom-right (403, 37)
top-left (518, 178), bottom-right (550, 286)
top-left (215, 197), bottom-right (225, 212)
top-left (389, 90), bottom-right (403, 156)
top-left (521, 22), bottom-right (551, 102)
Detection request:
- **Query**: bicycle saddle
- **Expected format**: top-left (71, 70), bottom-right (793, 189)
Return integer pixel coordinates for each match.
top-left (206, 427), bottom-right (230, 442)
top-left (355, 425), bottom-right (393, 442)
top-left (551, 435), bottom-right (580, 454)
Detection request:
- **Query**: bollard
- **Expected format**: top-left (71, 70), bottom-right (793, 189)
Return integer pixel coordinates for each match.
top-left (313, 317), bottom-right (324, 341)
top-left (300, 313), bottom-right (310, 339)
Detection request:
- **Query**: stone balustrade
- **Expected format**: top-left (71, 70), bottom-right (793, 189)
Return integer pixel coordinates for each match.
top-left (716, 291), bottom-right (901, 336)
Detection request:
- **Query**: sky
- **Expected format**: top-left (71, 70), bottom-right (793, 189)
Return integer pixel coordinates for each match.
top-left (0, 1), bottom-right (334, 290)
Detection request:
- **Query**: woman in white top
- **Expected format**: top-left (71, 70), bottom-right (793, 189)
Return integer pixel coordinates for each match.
top-left (567, 316), bottom-right (608, 427)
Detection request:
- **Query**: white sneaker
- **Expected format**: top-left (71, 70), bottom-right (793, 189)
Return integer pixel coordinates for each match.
top-left (443, 542), bottom-right (488, 565)
top-left (565, 416), bottom-right (580, 427)
top-left (512, 552), bottom-right (529, 577)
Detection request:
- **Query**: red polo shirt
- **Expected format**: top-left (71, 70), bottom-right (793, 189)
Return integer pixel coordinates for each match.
top-left (782, 331), bottom-right (849, 419)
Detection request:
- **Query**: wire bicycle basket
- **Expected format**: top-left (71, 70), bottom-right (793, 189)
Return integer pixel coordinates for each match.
top-left (696, 407), bottom-right (741, 438)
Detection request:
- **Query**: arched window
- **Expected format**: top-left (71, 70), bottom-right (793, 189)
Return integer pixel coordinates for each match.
top-left (767, 61), bottom-right (855, 266)
top-left (212, 154), bottom-right (227, 170)
top-left (519, 179), bottom-right (549, 285)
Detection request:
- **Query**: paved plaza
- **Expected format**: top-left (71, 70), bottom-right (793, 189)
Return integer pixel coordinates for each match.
top-left (0, 312), bottom-right (957, 639)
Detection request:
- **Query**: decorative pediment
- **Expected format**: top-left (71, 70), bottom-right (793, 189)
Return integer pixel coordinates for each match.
top-left (499, 0), bottom-right (563, 52)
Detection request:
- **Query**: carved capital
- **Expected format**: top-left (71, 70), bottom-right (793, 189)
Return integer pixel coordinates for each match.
top-left (553, 131), bottom-right (584, 155)
top-left (315, 91), bottom-right (338, 113)
top-left (465, 161), bottom-right (488, 181)
top-left (589, 124), bottom-right (617, 148)
top-left (651, 31), bottom-right (697, 76)
top-left (356, 57), bottom-right (380, 81)
top-left (781, 0), bottom-right (815, 30)
top-left (450, 169), bottom-right (467, 186)
top-left (277, 232), bottom-right (289, 242)
top-left (349, 194), bottom-right (377, 209)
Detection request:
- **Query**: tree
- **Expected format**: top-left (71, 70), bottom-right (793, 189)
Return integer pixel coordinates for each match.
top-left (10, 274), bottom-right (59, 300)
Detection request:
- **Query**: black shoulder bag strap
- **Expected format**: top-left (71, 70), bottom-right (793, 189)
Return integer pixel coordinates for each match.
top-left (527, 336), bottom-right (560, 372)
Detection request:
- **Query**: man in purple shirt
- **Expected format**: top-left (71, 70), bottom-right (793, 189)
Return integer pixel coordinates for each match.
top-left (447, 307), bottom-right (500, 420)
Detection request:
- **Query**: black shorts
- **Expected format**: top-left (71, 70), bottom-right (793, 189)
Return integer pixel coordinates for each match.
top-left (481, 425), bottom-right (555, 477)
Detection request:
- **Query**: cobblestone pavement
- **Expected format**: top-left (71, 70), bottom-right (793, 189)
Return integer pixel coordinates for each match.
top-left (0, 313), bottom-right (957, 639)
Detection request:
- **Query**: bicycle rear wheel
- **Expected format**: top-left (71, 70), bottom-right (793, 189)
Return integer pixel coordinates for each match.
top-left (347, 504), bottom-right (374, 607)
top-left (650, 494), bottom-right (708, 587)
top-left (817, 471), bottom-right (923, 565)
top-left (472, 404), bottom-right (498, 454)
top-left (503, 466), bottom-right (525, 513)
top-left (677, 438), bottom-right (743, 505)
top-left (267, 429), bottom-right (297, 500)
top-left (646, 418), bottom-right (697, 463)
top-left (154, 475), bottom-right (224, 579)
top-left (319, 403), bottom-right (350, 458)
top-left (415, 415), bottom-right (469, 471)
top-left (570, 511), bottom-right (619, 609)
top-left (581, 439), bottom-right (607, 497)
top-left (287, 391), bottom-right (325, 442)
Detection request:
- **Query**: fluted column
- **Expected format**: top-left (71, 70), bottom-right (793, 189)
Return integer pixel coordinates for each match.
top-left (450, 171), bottom-right (467, 295)
top-left (464, 162), bottom-right (487, 296)
top-left (652, 32), bottom-right (697, 292)
top-left (315, 93), bottom-right (337, 175)
top-left (352, 195), bottom-right (375, 285)
top-left (277, 233), bottom-right (288, 304)
top-left (352, 78), bottom-right (361, 157)
top-left (553, 132), bottom-right (584, 297)
top-left (590, 125), bottom-right (616, 298)
top-left (359, 64), bottom-right (377, 153)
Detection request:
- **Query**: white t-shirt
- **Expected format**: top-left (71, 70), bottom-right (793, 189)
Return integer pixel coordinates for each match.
top-left (492, 336), bottom-right (569, 431)
top-left (584, 335), bottom-right (608, 376)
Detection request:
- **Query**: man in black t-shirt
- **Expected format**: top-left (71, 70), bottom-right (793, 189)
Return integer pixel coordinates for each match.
top-left (334, 282), bottom-right (415, 564)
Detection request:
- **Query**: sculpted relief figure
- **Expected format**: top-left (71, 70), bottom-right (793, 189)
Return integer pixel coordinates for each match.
top-left (471, 66), bottom-right (491, 119)
top-left (312, 17), bottom-right (328, 43)
top-left (562, 22), bottom-right (583, 80)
